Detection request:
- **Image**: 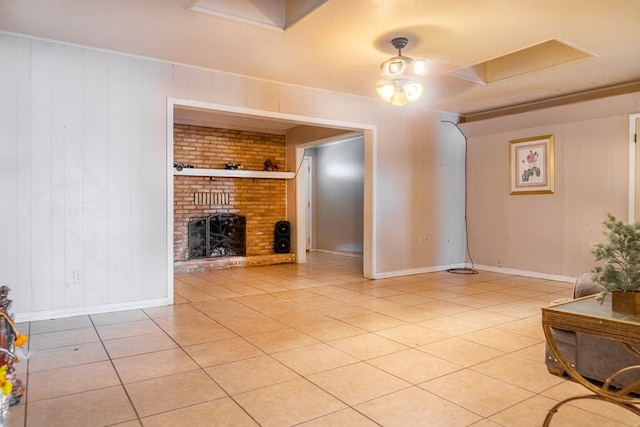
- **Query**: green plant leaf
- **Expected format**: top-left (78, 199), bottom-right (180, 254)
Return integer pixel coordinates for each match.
top-left (591, 213), bottom-right (640, 293)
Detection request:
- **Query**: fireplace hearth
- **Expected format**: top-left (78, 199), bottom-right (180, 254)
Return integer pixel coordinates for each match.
top-left (188, 213), bottom-right (246, 259)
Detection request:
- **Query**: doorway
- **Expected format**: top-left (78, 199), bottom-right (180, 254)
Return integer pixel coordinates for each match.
top-left (301, 136), bottom-right (365, 258)
top-left (630, 114), bottom-right (640, 221)
top-left (166, 98), bottom-right (377, 302)
top-left (305, 156), bottom-right (312, 251)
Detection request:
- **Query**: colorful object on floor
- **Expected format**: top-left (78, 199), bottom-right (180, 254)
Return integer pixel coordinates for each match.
top-left (0, 285), bottom-right (27, 426)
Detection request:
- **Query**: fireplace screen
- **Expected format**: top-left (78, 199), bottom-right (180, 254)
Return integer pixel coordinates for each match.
top-left (188, 213), bottom-right (246, 258)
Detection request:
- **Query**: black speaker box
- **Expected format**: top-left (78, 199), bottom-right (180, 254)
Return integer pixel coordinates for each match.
top-left (274, 221), bottom-right (291, 253)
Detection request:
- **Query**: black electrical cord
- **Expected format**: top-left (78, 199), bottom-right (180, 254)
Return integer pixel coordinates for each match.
top-left (441, 120), bottom-right (478, 275)
top-left (289, 148), bottom-right (308, 180)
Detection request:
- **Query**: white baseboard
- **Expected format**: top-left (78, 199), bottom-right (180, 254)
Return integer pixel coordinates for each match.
top-left (15, 298), bottom-right (172, 323)
top-left (374, 263), bottom-right (467, 279)
top-left (471, 264), bottom-right (576, 283)
top-left (374, 262), bottom-right (576, 283)
top-left (312, 249), bottom-right (363, 259)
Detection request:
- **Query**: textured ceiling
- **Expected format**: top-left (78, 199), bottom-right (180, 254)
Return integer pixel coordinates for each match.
top-left (1, 0), bottom-right (640, 118)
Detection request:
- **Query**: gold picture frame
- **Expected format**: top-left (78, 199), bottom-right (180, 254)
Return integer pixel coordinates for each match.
top-left (509, 134), bottom-right (554, 195)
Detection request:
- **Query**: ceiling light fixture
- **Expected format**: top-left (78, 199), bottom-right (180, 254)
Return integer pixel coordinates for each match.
top-left (376, 37), bottom-right (427, 106)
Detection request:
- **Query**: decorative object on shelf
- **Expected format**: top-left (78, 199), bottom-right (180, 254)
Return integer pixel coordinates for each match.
top-left (263, 159), bottom-right (279, 171)
top-left (509, 134), bottom-right (555, 195)
top-left (375, 37), bottom-right (428, 106)
top-left (174, 162), bottom-right (194, 171)
top-left (591, 214), bottom-right (640, 314)
top-left (224, 163), bottom-right (244, 170)
top-left (0, 286), bottom-right (27, 427)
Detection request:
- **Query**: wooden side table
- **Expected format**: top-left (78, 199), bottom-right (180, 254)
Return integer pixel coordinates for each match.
top-left (542, 294), bottom-right (640, 425)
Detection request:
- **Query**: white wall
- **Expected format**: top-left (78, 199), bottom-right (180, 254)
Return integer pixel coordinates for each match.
top-left (0, 35), bottom-right (171, 320)
top-left (0, 32), bottom-right (465, 320)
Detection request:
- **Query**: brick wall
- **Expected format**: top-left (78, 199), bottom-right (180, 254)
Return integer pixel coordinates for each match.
top-left (173, 124), bottom-right (293, 271)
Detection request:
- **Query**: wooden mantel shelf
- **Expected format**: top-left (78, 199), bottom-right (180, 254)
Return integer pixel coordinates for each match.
top-left (174, 167), bottom-right (295, 179)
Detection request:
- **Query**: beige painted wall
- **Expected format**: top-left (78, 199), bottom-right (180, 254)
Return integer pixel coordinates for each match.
top-left (462, 95), bottom-right (639, 278)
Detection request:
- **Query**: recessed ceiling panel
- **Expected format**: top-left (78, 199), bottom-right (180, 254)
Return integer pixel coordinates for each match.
top-left (190, 0), bottom-right (327, 30)
top-left (448, 38), bottom-right (596, 85)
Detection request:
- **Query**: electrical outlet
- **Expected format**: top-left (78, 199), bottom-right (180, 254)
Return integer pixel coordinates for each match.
top-left (73, 270), bottom-right (83, 284)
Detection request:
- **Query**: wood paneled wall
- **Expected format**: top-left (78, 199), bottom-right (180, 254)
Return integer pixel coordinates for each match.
top-left (0, 34), bottom-right (171, 316)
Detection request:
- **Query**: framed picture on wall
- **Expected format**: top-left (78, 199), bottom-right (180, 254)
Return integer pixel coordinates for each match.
top-left (509, 134), bottom-right (554, 195)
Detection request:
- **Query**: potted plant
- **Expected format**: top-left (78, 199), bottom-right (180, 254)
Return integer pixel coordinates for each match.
top-left (591, 213), bottom-right (640, 313)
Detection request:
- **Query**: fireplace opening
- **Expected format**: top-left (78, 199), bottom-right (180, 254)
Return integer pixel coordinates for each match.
top-left (188, 213), bottom-right (246, 258)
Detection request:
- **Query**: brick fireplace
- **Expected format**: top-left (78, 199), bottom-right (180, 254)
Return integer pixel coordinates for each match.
top-left (173, 124), bottom-right (295, 273)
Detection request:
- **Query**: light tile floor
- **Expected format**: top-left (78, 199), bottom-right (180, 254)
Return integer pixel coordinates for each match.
top-left (8, 253), bottom-right (640, 426)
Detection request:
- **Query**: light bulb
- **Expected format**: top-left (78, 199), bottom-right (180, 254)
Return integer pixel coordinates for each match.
top-left (404, 83), bottom-right (423, 102)
top-left (387, 60), bottom-right (404, 74)
top-left (375, 81), bottom-right (396, 104)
